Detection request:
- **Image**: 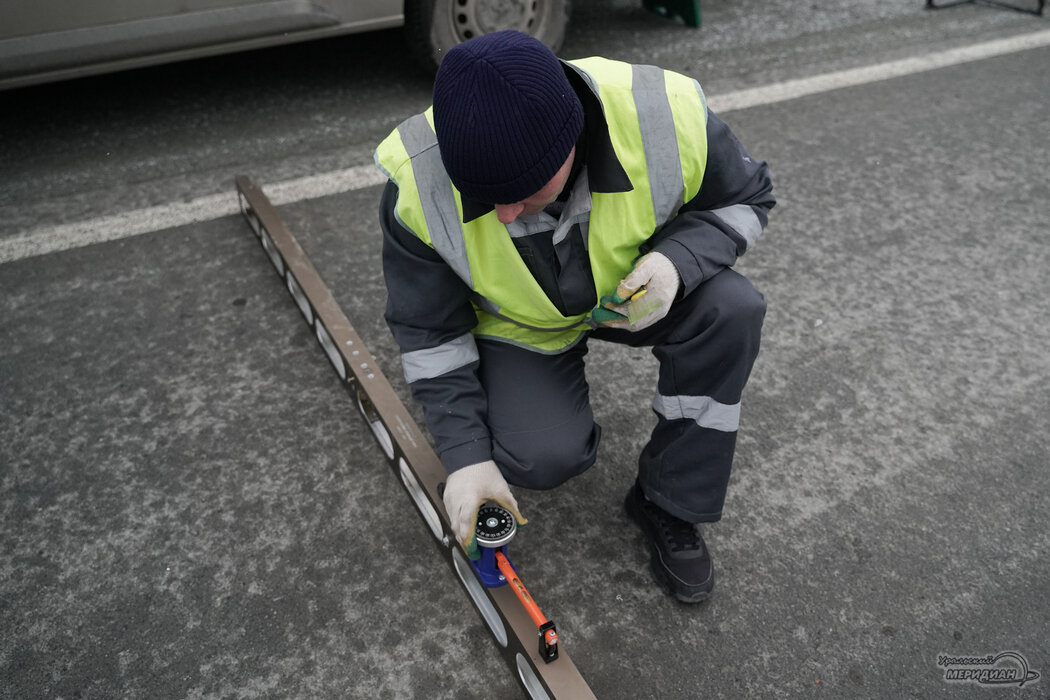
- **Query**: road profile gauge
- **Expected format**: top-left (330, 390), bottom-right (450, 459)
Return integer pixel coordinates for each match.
top-left (476, 503), bottom-right (517, 549)
top-left (234, 175), bottom-right (594, 700)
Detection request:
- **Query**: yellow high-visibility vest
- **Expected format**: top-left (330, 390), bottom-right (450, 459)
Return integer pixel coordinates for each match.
top-left (375, 57), bottom-right (708, 353)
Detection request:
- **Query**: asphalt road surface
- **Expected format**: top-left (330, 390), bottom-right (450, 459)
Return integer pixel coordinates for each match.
top-left (2, 1), bottom-right (1049, 698)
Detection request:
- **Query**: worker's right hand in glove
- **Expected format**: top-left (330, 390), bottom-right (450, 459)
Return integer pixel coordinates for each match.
top-left (443, 460), bottom-right (527, 560)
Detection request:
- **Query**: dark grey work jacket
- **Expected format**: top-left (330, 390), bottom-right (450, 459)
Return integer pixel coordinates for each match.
top-left (379, 67), bottom-right (776, 474)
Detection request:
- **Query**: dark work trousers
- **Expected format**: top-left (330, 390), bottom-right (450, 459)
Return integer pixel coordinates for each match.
top-left (478, 268), bottom-right (766, 523)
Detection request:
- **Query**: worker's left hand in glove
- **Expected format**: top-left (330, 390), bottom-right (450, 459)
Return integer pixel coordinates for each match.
top-left (443, 460), bottom-right (528, 560)
top-left (591, 251), bottom-right (681, 331)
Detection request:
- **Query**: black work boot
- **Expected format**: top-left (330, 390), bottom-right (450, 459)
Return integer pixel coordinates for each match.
top-left (625, 481), bottom-right (714, 603)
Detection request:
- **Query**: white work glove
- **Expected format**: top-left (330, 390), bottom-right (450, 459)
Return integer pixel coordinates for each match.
top-left (594, 251), bottom-right (682, 331)
top-left (443, 460), bottom-right (527, 559)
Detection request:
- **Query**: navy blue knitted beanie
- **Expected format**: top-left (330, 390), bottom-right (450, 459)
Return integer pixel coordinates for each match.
top-left (432, 30), bottom-right (583, 205)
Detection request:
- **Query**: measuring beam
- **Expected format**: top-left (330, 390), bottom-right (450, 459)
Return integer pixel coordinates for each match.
top-left (234, 175), bottom-right (596, 700)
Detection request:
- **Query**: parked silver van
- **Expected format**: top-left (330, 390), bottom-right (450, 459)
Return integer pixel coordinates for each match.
top-left (0, 0), bottom-right (571, 90)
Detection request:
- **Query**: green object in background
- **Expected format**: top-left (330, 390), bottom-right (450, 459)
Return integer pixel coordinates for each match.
top-left (643, 0), bottom-right (702, 27)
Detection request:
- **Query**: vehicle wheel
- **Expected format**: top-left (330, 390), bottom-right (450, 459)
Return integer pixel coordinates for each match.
top-left (404, 0), bottom-right (571, 72)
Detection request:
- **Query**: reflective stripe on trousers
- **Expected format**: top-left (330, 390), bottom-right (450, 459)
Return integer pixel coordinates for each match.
top-left (401, 332), bottom-right (479, 383)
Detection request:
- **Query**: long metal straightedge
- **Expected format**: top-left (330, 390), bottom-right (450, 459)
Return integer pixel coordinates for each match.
top-left (234, 175), bottom-right (596, 700)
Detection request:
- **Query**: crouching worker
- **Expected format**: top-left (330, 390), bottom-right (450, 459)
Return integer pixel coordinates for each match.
top-left (375, 31), bottom-right (774, 603)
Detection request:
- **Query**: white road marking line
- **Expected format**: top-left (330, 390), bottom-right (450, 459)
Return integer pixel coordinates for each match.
top-left (4, 27), bottom-right (1049, 265)
top-left (705, 28), bottom-right (1050, 113)
top-left (0, 167), bottom-right (387, 265)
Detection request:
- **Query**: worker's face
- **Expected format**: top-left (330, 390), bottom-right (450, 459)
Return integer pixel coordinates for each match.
top-left (494, 147), bottom-right (576, 225)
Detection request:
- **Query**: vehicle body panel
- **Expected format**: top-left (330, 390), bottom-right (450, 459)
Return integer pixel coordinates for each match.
top-left (0, 0), bottom-right (405, 90)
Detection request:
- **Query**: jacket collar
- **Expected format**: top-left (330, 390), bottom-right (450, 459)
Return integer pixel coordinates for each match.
top-left (460, 60), bottom-right (633, 224)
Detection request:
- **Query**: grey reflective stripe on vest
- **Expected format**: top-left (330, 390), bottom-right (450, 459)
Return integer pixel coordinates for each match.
top-left (632, 64), bottom-right (685, 226)
top-left (711, 204), bottom-right (763, 250)
top-left (471, 293), bottom-right (595, 332)
top-left (401, 332), bottom-right (479, 383)
top-left (653, 393), bottom-right (740, 432)
top-left (691, 77), bottom-right (708, 117)
top-left (398, 114), bottom-right (473, 288)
